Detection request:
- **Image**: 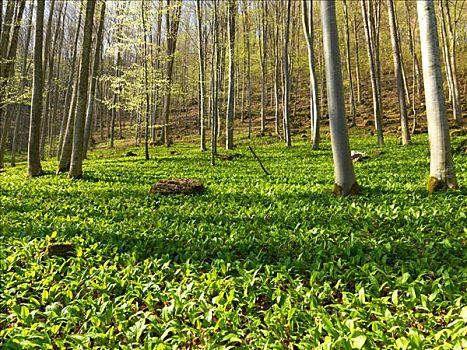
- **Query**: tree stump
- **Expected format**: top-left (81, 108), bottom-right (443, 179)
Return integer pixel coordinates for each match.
top-left (149, 179), bottom-right (204, 195)
top-left (351, 151), bottom-right (370, 162)
top-left (46, 243), bottom-right (76, 258)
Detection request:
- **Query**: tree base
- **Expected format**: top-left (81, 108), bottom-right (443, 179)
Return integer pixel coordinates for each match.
top-left (427, 176), bottom-right (458, 193)
top-left (332, 182), bottom-right (361, 196)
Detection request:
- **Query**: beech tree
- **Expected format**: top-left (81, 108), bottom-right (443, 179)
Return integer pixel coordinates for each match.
top-left (282, 0), bottom-right (292, 148)
top-left (320, 0), bottom-right (359, 196)
top-left (83, 0), bottom-right (106, 159)
top-left (225, 0), bottom-right (236, 150)
top-left (387, 0), bottom-right (410, 145)
top-left (28, 0), bottom-right (45, 177)
top-left (69, 0), bottom-right (96, 179)
top-left (196, 0), bottom-right (206, 151)
top-left (361, 0), bottom-right (384, 146)
top-left (417, 0), bottom-right (457, 192)
top-left (0, 0), bottom-right (26, 169)
top-left (302, 0), bottom-right (320, 150)
top-left (161, 0), bottom-right (182, 146)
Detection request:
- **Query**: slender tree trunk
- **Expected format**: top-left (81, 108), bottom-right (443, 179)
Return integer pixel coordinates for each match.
top-left (58, 5), bottom-right (82, 159)
top-left (151, 3), bottom-right (163, 144)
top-left (259, 1), bottom-right (267, 133)
top-left (161, 0), bottom-right (182, 147)
top-left (39, 0), bottom-right (56, 160)
top-left (244, 2), bottom-right (252, 139)
top-left (417, 0), bottom-right (457, 192)
top-left (83, 0), bottom-right (105, 159)
top-left (12, 1), bottom-right (34, 167)
top-left (405, 1), bottom-right (423, 125)
top-left (196, 0), bottom-right (207, 151)
top-left (225, 0), bottom-right (236, 150)
top-left (361, 0), bottom-right (384, 146)
top-left (0, 0), bottom-right (26, 169)
top-left (353, 11), bottom-right (361, 104)
top-left (283, 0), bottom-right (292, 148)
top-left (28, 0), bottom-right (45, 177)
top-left (439, 0), bottom-right (462, 122)
top-left (48, 2), bottom-right (67, 158)
top-left (387, 0), bottom-right (410, 145)
top-left (142, 0), bottom-right (150, 160)
top-left (211, 0), bottom-right (219, 165)
top-left (69, 0), bottom-right (96, 179)
top-left (302, 0), bottom-right (320, 149)
top-left (342, 0), bottom-right (356, 127)
top-left (57, 64), bottom-right (79, 173)
top-left (274, 2), bottom-right (280, 136)
top-left (320, 0), bottom-right (359, 196)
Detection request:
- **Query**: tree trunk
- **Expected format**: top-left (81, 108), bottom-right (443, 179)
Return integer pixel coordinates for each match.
top-left (283, 0), bottom-right (291, 148)
top-left (57, 63), bottom-right (79, 173)
top-left (57, 4), bottom-right (82, 160)
top-left (196, 0), bottom-right (206, 151)
top-left (361, 0), bottom-right (384, 146)
top-left (417, 0), bottom-right (457, 192)
top-left (320, 0), bottom-right (359, 196)
top-left (439, 0), bottom-right (462, 122)
top-left (161, 0), bottom-right (182, 147)
top-left (352, 10), bottom-right (361, 104)
top-left (39, 0), bottom-right (56, 160)
top-left (259, 1), bottom-right (267, 133)
top-left (225, 0), bottom-right (236, 150)
top-left (0, 0), bottom-right (26, 169)
top-left (244, 1), bottom-right (252, 140)
top-left (211, 0), bottom-right (219, 165)
top-left (387, 0), bottom-right (410, 145)
top-left (69, 0), bottom-right (96, 179)
top-left (142, 0), bottom-right (150, 160)
top-left (28, 0), bottom-right (45, 177)
top-left (12, 1), bottom-right (34, 167)
top-left (342, 0), bottom-right (356, 127)
top-left (302, 0), bottom-right (320, 149)
top-left (83, 0), bottom-right (105, 159)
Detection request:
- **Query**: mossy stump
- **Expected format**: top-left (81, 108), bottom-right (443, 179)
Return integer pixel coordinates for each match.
top-left (150, 179), bottom-right (204, 195)
top-left (46, 243), bottom-right (76, 258)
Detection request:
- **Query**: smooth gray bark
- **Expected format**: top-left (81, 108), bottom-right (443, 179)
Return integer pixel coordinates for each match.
top-left (302, 0), bottom-right (320, 149)
top-left (417, 0), bottom-right (457, 191)
top-left (342, 0), bottom-right (356, 127)
top-left (387, 0), bottom-right (411, 145)
top-left (361, 0), bottom-right (384, 146)
top-left (320, 0), bottom-right (359, 196)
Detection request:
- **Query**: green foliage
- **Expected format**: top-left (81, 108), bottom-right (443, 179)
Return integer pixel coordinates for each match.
top-left (1, 135), bottom-right (466, 348)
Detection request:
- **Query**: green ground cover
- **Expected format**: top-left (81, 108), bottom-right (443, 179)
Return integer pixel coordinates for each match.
top-left (1, 134), bottom-right (466, 349)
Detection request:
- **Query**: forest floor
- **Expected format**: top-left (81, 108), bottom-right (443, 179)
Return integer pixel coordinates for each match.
top-left (1, 132), bottom-right (466, 348)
